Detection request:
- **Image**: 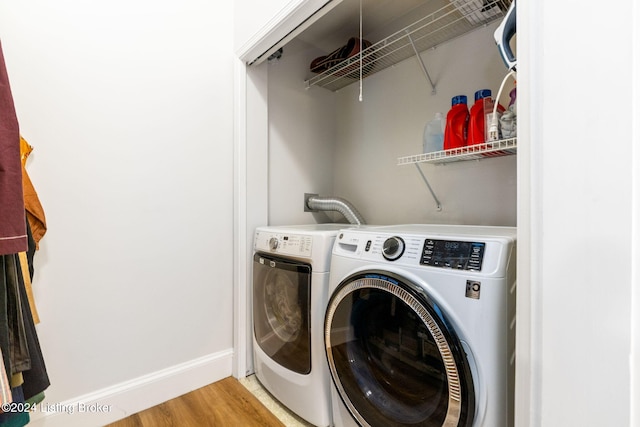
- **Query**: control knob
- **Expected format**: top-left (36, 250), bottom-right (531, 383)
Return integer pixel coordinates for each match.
top-left (382, 236), bottom-right (405, 261)
top-left (268, 237), bottom-right (279, 250)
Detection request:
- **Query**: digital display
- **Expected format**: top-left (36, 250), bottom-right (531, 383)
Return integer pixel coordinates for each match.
top-left (420, 239), bottom-right (485, 271)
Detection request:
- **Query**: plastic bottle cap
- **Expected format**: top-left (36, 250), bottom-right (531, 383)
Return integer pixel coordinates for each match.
top-left (451, 95), bottom-right (467, 106)
top-left (474, 89), bottom-right (492, 101)
top-left (434, 112), bottom-right (443, 120)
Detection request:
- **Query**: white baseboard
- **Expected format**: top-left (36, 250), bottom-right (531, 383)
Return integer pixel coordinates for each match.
top-left (28, 348), bottom-right (234, 427)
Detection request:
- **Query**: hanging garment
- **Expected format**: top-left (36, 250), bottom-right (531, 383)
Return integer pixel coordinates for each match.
top-left (0, 386), bottom-right (29, 427)
top-left (0, 41), bottom-right (27, 256)
top-left (0, 253), bottom-right (49, 405)
top-left (18, 219), bottom-right (39, 325)
top-left (1, 256), bottom-right (31, 375)
top-left (19, 137), bottom-right (46, 250)
top-left (14, 224), bottom-right (49, 401)
top-left (14, 271), bottom-right (49, 400)
top-left (18, 141), bottom-right (44, 324)
top-left (17, 253), bottom-right (38, 326)
top-left (0, 348), bottom-right (11, 407)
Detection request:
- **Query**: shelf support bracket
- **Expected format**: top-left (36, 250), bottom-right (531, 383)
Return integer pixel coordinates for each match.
top-left (406, 32), bottom-right (436, 95)
top-left (414, 163), bottom-right (442, 211)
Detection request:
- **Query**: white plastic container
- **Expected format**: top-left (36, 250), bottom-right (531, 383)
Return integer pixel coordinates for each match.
top-left (423, 112), bottom-right (445, 153)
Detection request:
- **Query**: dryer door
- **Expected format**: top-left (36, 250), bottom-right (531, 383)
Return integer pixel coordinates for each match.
top-left (325, 272), bottom-right (475, 427)
top-left (253, 253), bottom-right (311, 374)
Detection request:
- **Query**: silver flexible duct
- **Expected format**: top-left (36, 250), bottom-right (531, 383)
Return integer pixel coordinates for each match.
top-left (306, 195), bottom-right (366, 225)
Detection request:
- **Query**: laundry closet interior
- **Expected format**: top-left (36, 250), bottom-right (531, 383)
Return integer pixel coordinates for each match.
top-left (240, 0), bottom-right (518, 426)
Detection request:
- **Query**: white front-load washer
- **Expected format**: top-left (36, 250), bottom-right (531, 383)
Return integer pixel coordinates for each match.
top-left (253, 224), bottom-right (353, 427)
top-left (325, 224), bottom-right (516, 427)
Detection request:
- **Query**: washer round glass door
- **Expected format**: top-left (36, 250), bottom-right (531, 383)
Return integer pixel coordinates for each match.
top-left (325, 272), bottom-right (475, 427)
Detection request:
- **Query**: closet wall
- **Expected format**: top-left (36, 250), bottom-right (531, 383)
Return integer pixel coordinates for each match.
top-left (267, 39), bottom-right (338, 225)
top-left (0, 1), bottom-right (235, 425)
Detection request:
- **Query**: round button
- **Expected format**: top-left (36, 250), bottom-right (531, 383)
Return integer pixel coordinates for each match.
top-left (382, 236), bottom-right (405, 261)
top-left (268, 237), bottom-right (279, 250)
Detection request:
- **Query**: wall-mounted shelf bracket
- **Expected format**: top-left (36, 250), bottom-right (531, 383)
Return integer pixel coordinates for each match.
top-left (399, 138), bottom-right (517, 211)
top-left (407, 32), bottom-right (436, 95)
top-left (414, 163), bottom-right (442, 211)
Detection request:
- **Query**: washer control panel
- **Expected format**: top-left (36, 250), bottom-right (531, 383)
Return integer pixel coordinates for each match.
top-left (334, 225), bottom-right (515, 276)
top-left (382, 236), bottom-right (405, 261)
top-left (420, 239), bottom-right (485, 271)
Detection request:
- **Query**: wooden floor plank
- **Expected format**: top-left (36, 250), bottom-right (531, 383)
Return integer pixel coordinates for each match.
top-left (106, 377), bottom-right (285, 427)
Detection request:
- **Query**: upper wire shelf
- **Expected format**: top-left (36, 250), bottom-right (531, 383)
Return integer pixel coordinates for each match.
top-left (397, 137), bottom-right (517, 165)
top-left (305, 0), bottom-right (513, 92)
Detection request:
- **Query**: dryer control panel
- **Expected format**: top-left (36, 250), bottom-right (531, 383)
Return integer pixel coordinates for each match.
top-left (254, 231), bottom-right (313, 257)
top-left (420, 239), bottom-right (485, 271)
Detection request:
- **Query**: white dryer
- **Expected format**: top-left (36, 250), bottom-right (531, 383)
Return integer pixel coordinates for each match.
top-left (325, 224), bottom-right (516, 427)
top-left (253, 224), bottom-right (352, 427)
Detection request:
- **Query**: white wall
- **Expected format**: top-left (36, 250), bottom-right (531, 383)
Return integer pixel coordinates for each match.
top-left (268, 39), bottom-right (338, 225)
top-left (633, 1), bottom-right (640, 423)
top-left (520, 0), bottom-right (635, 425)
top-left (0, 1), bottom-right (235, 425)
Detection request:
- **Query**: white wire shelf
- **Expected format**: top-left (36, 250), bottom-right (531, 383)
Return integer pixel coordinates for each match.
top-left (397, 137), bottom-right (517, 165)
top-left (305, 0), bottom-right (513, 92)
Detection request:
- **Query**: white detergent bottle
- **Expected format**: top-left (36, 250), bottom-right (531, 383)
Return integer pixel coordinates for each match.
top-left (423, 112), bottom-right (445, 153)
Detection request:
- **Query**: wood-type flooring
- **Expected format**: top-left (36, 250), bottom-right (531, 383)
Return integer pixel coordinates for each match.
top-left (106, 377), bottom-right (285, 427)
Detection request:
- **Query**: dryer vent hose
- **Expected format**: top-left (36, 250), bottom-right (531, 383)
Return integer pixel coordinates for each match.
top-left (306, 195), bottom-right (366, 226)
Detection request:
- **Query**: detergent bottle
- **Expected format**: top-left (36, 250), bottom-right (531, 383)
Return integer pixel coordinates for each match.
top-left (469, 89), bottom-right (491, 145)
top-left (423, 112), bottom-right (445, 153)
top-left (469, 89), bottom-right (504, 145)
top-left (500, 82), bottom-right (517, 138)
top-left (444, 95), bottom-right (469, 150)
top-left (468, 89), bottom-right (504, 145)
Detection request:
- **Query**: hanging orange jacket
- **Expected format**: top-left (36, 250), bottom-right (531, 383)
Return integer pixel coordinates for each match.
top-left (20, 137), bottom-right (46, 249)
top-left (19, 136), bottom-right (45, 324)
